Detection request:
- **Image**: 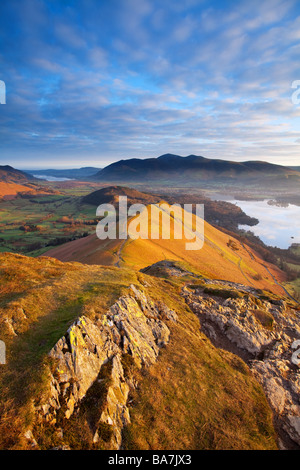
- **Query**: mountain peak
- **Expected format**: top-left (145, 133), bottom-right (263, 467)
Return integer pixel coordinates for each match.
top-left (157, 153), bottom-right (182, 160)
top-left (92, 153), bottom-right (298, 185)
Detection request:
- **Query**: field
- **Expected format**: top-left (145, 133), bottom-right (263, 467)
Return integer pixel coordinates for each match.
top-left (0, 183), bottom-right (104, 256)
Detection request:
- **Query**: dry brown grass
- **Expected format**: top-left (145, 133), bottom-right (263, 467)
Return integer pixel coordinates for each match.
top-left (123, 276), bottom-right (277, 450)
top-left (119, 276), bottom-right (277, 450)
top-left (0, 252), bottom-right (278, 450)
top-left (0, 252), bottom-right (137, 449)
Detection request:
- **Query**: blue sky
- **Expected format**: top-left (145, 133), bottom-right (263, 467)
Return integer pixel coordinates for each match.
top-left (0, 0), bottom-right (300, 169)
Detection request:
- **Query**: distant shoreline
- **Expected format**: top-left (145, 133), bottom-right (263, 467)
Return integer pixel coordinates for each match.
top-left (32, 175), bottom-right (75, 182)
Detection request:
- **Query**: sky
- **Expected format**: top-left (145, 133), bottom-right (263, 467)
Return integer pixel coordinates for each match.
top-left (0, 0), bottom-right (300, 169)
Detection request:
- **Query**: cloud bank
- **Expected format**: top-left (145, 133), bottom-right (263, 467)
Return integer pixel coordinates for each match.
top-left (0, 0), bottom-right (299, 168)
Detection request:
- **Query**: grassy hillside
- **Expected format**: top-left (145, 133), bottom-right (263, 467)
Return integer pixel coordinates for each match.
top-left (0, 252), bottom-right (277, 450)
top-left (0, 252), bottom-right (137, 448)
top-left (0, 181), bottom-right (36, 198)
top-left (0, 166), bottom-right (59, 199)
top-left (82, 185), bottom-right (259, 231)
top-left (45, 202), bottom-right (287, 297)
top-left (82, 185), bottom-right (161, 206)
top-left (0, 165), bottom-right (36, 184)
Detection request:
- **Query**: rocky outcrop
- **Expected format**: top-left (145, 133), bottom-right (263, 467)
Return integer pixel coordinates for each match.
top-left (36, 285), bottom-right (177, 449)
top-left (183, 281), bottom-right (300, 449)
top-left (33, 258), bottom-right (300, 450)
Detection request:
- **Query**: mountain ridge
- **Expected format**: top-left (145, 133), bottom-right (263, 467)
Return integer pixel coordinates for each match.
top-left (44, 198), bottom-right (286, 298)
top-left (0, 165), bottom-right (53, 198)
top-left (0, 165), bottom-right (37, 184)
top-left (26, 167), bottom-right (101, 180)
top-left (91, 154), bottom-right (299, 186)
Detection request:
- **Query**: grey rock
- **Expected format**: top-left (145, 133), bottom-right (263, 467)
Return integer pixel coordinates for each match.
top-left (183, 282), bottom-right (300, 448)
top-left (38, 286), bottom-right (175, 449)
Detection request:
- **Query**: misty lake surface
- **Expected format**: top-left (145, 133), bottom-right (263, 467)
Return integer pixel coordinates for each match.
top-left (210, 194), bottom-right (300, 249)
top-left (33, 175), bottom-right (74, 182)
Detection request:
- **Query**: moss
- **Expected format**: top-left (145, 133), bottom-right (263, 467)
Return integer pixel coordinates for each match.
top-left (96, 422), bottom-right (113, 443)
top-left (203, 286), bottom-right (245, 299)
top-left (121, 353), bottom-right (137, 379)
top-left (252, 309), bottom-right (274, 330)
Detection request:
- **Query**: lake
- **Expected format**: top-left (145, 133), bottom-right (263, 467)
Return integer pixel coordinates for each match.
top-left (33, 175), bottom-right (74, 182)
top-left (210, 194), bottom-right (300, 249)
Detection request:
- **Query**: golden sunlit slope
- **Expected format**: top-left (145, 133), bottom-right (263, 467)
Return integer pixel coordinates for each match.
top-left (44, 202), bottom-right (286, 296)
top-left (0, 252), bottom-right (137, 343)
top-left (0, 181), bottom-right (60, 198)
top-left (0, 181), bottom-right (36, 198)
top-left (45, 233), bottom-right (122, 266)
top-left (121, 204), bottom-right (286, 296)
top-left (0, 166), bottom-right (55, 198)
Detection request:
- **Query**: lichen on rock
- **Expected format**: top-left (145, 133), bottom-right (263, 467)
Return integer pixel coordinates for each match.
top-left (37, 285), bottom-right (176, 448)
top-left (182, 280), bottom-right (300, 448)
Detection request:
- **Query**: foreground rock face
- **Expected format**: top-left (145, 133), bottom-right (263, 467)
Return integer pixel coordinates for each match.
top-left (34, 258), bottom-right (300, 450)
top-left (37, 285), bottom-right (177, 449)
top-left (183, 281), bottom-right (300, 449)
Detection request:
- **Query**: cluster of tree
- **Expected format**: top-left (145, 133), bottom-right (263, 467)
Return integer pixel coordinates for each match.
top-left (227, 239), bottom-right (239, 251)
top-left (46, 232), bottom-right (90, 246)
top-left (24, 232), bottom-right (90, 253)
top-left (58, 216), bottom-right (97, 226)
top-left (226, 228), bottom-right (300, 282)
top-left (278, 262), bottom-right (299, 282)
top-left (161, 193), bottom-right (259, 231)
top-left (19, 224), bottom-right (44, 233)
top-left (203, 200), bottom-right (259, 229)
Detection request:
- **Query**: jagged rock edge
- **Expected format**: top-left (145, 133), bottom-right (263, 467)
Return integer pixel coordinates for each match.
top-left (182, 281), bottom-right (300, 449)
top-left (36, 285), bottom-right (177, 449)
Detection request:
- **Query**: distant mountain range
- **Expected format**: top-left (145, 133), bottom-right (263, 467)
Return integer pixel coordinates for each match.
top-left (4, 155), bottom-right (300, 189)
top-left (91, 154), bottom-right (300, 186)
top-left (27, 167), bottom-right (101, 180)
